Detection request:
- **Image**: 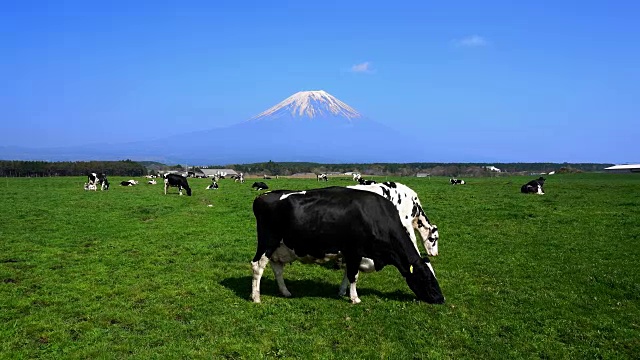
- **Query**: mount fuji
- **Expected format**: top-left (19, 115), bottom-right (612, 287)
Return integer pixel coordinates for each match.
top-left (0, 90), bottom-right (434, 164)
top-left (167, 90), bottom-right (430, 164)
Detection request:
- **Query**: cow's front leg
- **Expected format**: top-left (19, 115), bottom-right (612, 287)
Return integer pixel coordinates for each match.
top-left (271, 261), bottom-right (292, 297)
top-left (251, 255), bottom-right (269, 303)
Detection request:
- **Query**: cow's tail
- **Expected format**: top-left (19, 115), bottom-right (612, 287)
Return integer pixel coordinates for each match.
top-left (252, 197), bottom-right (271, 262)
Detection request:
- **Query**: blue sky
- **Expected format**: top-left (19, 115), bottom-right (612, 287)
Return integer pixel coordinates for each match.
top-left (1, 1), bottom-right (638, 163)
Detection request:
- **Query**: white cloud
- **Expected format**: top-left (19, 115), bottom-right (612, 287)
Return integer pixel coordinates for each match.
top-left (453, 35), bottom-right (488, 48)
top-left (351, 61), bottom-right (373, 73)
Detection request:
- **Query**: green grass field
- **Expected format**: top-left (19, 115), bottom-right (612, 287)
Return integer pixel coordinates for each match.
top-left (1, 174), bottom-right (639, 359)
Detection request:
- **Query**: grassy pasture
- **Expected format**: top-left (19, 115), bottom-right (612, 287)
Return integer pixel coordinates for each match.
top-left (0, 173), bottom-right (639, 359)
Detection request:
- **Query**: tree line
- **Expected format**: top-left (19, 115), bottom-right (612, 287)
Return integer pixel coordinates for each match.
top-left (209, 161), bottom-right (614, 177)
top-left (0, 160), bottom-right (147, 177)
top-left (0, 160), bottom-right (614, 178)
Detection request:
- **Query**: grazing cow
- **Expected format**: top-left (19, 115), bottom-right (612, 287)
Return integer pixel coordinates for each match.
top-left (252, 182), bottom-right (269, 191)
top-left (235, 173), bottom-right (245, 183)
top-left (348, 182), bottom-right (440, 257)
top-left (206, 181), bottom-right (219, 190)
top-left (357, 177), bottom-right (377, 185)
top-left (127, 179), bottom-right (139, 185)
top-left (251, 187), bottom-right (444, 304)
top-left (352, 173), bottom-right (362, 182)
top-left (83, 183), bottom-right (97, 191)
top-left (450, 178), bottom-right (465, 185)
top-left (317, 173), bottom-right (328, 182)
top-left (521, 177), bottom-right (545, 195)
top-left (263, 175), bottom-right (272, 180)
top-left (120, 181), bottom-right (134, 186)
top-left (148, 179), bottom-right (157, 185)
top-left (164, 173), bottom-right (192, 196)
top-left (87, 173), bottom-right (109, 191)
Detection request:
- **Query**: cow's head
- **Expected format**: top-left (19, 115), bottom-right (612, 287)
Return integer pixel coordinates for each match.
top-left (405, 257), bottom-right (444, 304)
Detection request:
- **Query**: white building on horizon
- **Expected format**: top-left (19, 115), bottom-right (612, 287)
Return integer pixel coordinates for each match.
top-left (604, 164), bottom-right (640, 173)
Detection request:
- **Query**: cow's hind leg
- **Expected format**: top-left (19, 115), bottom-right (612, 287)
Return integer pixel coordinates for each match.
top-left (251, 254), bottom-right (269, 303)
top-left (339, 271), bottom-right (360, 300)
top-left (339, 271), bottom-right (349, 296)
top-left (345, 260), bottom-right (362, 304)
top-left (271, 261), bottom-right (292, 298)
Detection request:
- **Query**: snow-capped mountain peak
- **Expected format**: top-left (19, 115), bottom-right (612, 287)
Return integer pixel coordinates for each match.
top-left (251, 90), bottom-right (362, 121)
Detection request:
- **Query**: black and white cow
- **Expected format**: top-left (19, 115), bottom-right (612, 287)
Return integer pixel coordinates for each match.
top-left (521, 177), bottom-right (545, 195)
top-left (148, 179), bottom-right (157, 185)
top-left (263, 175), bottom-right (272, 180)
top-left (349, 182), bottom-right (440, 257)
top-left (252, 182), bottom-right (269, 191)
top-left (450, 178), bottom-right (465, 185)
top-left (206, 180), bottom-right (219, 190)
top-left (120, 180), bottom-right (135, 186)
top-left (317, 173), bottom-right (328, 182)
top-left (352, 173), bottom-right (362, 182)
top-left (164, 173), bottom-right (192, 196)
top-left (251, 187), bottom-right (444, 304)
top-left (357, 177), bottom-right (377, 185)
top-left (87, 173), bottom-right (109, 191)
top-left (235, 173), bottom-right (245, 183)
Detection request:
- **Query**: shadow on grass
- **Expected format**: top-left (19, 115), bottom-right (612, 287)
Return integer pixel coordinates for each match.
top-left (220, 276), bottom-right (415, 302)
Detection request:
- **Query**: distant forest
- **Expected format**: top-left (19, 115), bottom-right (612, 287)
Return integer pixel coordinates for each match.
top-left (0, 160), bottom-right (614, 178)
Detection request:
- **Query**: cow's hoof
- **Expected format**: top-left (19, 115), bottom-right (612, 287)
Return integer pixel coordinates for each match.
top-left (338, 289), bottom-right (347, 297)
top-left (282, 291), bottom-right (292, 298)
top-left (351, 297), bottom-right (361, 304)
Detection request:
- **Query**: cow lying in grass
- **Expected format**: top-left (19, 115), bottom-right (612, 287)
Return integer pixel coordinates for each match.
top-left (251, 187), bottom-right (444, 304)
top-left (252, 182), bottom-right (269, 191)
top-left (521, 177), bottom-right (545, 195)
top-left (357, 177), bottom-right (376, 185)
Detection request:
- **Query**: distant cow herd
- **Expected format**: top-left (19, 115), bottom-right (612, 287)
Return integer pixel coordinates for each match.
top-left (82, 170), bottom-right (551, 304)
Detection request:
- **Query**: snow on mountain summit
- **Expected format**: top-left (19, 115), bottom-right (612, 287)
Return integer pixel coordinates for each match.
top-left (251, 90), bottom-right (362, 121)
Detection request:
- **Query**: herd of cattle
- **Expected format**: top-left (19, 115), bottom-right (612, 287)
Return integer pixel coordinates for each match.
top-left (83, 171), bottom-right (547, 304)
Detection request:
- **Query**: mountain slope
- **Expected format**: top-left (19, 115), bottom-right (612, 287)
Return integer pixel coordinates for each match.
top-left (0, 90), bottom-right (439, 164)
